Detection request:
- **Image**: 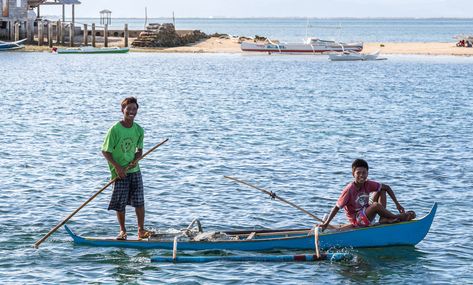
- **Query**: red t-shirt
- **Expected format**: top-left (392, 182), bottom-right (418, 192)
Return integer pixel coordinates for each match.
top-left (336, 180), bottom-right (382, 225)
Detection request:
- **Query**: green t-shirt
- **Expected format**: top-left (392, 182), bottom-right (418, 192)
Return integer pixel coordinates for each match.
top-left (102, 121), bottom-right (144, 178)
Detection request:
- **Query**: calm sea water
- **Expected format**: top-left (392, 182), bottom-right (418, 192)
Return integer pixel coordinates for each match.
top-left (1, 39), bottom-right (473, 283)
top-left (72, 17), bottom-right (473, 42)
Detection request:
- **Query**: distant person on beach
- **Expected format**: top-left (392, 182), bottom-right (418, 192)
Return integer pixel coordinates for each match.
top-left (102, 97), bottom-right (152, 240)
top-left (319, 159), bottom-right (415, 231)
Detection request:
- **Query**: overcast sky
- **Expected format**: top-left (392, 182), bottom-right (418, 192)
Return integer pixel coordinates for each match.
top-left (40, 0), bottom-right (471, 18)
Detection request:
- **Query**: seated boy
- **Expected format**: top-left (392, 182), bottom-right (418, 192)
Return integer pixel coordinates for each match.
top-left (319, 159), bottom-right (415, 231)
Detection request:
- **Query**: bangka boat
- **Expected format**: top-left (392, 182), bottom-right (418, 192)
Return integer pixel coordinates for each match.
top-left (65, 202), bottom-right (436, 251)
top-left (52, 46), bottom-right (130, 54)
top-left (240, 37), bottom-right (363, 54)
top-left (0, 39), bottom-right (26, 51)
top-left (329, 50), bottom-right (386, 61)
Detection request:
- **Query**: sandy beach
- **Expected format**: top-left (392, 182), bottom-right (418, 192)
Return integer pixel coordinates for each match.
top-left (23, 37), bottom-right (473, 56)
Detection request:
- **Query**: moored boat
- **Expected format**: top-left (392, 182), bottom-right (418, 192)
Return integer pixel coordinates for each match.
top-left (52, 46), bottom-right (130, 54)
top-left (65, 202), bottom-right (437, 251)
top-left (241, 37), bottom-right (363, 54)
top-left (0, 38), bottom-right (27, 51)
top-left (329, 50), bottom-right (386, 61)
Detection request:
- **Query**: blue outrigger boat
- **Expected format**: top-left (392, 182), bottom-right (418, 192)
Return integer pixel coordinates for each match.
top-left (65, 203), bottom-right (436, 251)
top-left (0, 39), bottom-right (26, 51)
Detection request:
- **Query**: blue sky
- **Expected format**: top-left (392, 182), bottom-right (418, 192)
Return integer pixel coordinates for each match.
top-left (40, 0), bottom-right (471, 18)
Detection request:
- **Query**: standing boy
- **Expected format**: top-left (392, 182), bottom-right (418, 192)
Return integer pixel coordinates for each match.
top-left (102, 97), bottom-right (152, 240)
top-left (319, 159), bottom-right (415, 231)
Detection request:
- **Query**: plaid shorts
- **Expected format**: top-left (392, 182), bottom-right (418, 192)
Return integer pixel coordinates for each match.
top-left (108, 171), bottom-right (144, 212)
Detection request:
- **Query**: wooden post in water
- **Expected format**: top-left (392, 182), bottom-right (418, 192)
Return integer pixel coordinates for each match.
top-left (61, 23), bottom-right (65, 45)
top-left (9, 21), bottom-right (13, 40)
top-left (92, 23), bottom-right (96, 47)
top-left (26, 20), bottom-right (33, 43)
top-left (38, 21), bottom-right (43, 46)
top-left (124, 23), bottom-right (129, 47)
top-left (48, 22), bottom-right (53, 47)
top-left (104, 24), bottom-right (108, 47)
top-left (56, 21), bottom-right (61, 44)
top-left (14, 22), bottom-right (20, 41)
top-left (69, 23), bottom-right (74, 47)
top-left (83, 24), bottom-right (88, 46)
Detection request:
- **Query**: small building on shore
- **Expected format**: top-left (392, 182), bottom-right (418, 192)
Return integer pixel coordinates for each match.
top-left (0, 0), bottom-right (80, 41)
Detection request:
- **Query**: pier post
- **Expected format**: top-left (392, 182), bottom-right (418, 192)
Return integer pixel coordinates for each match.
top-left (56, 21), bottom-right (61, 44)
top-left (124, 23), bottom-right (129, 47)
top-left (27, 20), bottom-right (33, 43)
top-left (9, 21), bottom-right (13, 40)
top-left (38, 21), bottom-right (43, 46)
top-left (83, 24), bottom-right (88, 46)
top-left (69, 23), bottom-right (74, 47)
top-left (92, 23), bottom-right (96, 47)
top-left (14, 22), bottom-right (20, 41)
top-left (48, 22), bottom-right (53, 47)
top-left (61, 23), bottom-right (65, 45)
top-left (104, 24), bottom-right (108, 47)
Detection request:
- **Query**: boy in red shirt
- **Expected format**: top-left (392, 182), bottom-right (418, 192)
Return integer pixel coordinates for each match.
top-left (320, 159), bottom-right (415, 231)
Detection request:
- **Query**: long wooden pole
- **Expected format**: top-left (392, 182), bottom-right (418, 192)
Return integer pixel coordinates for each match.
top-left (34, 138), bottom-right (169, 248)
top-left (224, 176), bottom-right (336, 229)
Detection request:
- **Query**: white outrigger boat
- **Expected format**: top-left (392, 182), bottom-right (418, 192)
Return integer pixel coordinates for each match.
top-left (52, 46), bottom-right (129, 54)
top-left (329, 50), bottom-right (387, 61)
top-left (241, 37), bottom-right (363, 54)
top-left (0, 38), bottom-right (26, 51)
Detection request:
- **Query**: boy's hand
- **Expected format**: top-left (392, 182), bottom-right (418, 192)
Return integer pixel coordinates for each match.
top-left (318, 222), bottom-right (329, 232)
top-left (396, 203), bottom-right (405, 214)
top-left (115, 165), bottom-right (127, 179)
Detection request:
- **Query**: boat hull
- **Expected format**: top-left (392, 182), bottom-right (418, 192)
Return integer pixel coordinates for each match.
top-left (54, 47), bottom-right (130, 54)
top-left (241, 41), bottom-right (363, 54)
top-left (0, 39), bottom-right (26, 51)
top-left (65, 203), bottom-right (436, 251)
top-left (329, 51), bottom-right (382, 61)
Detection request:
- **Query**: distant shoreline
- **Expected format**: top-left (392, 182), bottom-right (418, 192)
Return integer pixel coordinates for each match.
top-left (23, 37), bottom-right (473, 56)
top-left (41, 16), bottom-right (473, 20)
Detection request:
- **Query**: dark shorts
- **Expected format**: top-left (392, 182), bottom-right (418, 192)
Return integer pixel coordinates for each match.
top-left (108, 171), bottom-right (144, 212)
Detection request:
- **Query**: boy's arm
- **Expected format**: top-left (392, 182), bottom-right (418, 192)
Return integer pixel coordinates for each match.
top-left (102, 151), bottom-right (126, 179)
top-left (381, 184), bottom-right (405, 214)
top-left (319, 205), bottom-right (340, 232)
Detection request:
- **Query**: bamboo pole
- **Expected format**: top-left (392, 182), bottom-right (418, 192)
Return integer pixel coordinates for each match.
top-left (224, 176), bottom-right (337, 229)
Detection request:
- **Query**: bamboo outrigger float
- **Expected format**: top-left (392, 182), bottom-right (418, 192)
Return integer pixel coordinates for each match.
top-left (64, 203), bottom-right (436, 251)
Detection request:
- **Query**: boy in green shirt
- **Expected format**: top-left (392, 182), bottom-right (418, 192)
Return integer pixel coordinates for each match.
top-left (102, 97), bottom-right (152, 240)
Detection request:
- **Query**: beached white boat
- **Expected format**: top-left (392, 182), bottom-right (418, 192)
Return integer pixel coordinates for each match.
top-left (52, 46), bottom-right (130, 54)
top-left (0, 39), bottom-right (26, 51)
top-left (241, 37), bottom-right (363, 54)
top-left (329, 50), bottom-right (386, 61)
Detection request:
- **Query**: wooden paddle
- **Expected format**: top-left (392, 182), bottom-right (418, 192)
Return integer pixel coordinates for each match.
top-left (33, 138), bottom-right (169, 249)
top-left (224, 176), bottom-right (337, 229)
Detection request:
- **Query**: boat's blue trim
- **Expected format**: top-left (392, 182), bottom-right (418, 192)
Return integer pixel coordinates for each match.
top-left (65, 203), bottom-right (437, 251)
top-left (150, 253), bottom-right (352, 263)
